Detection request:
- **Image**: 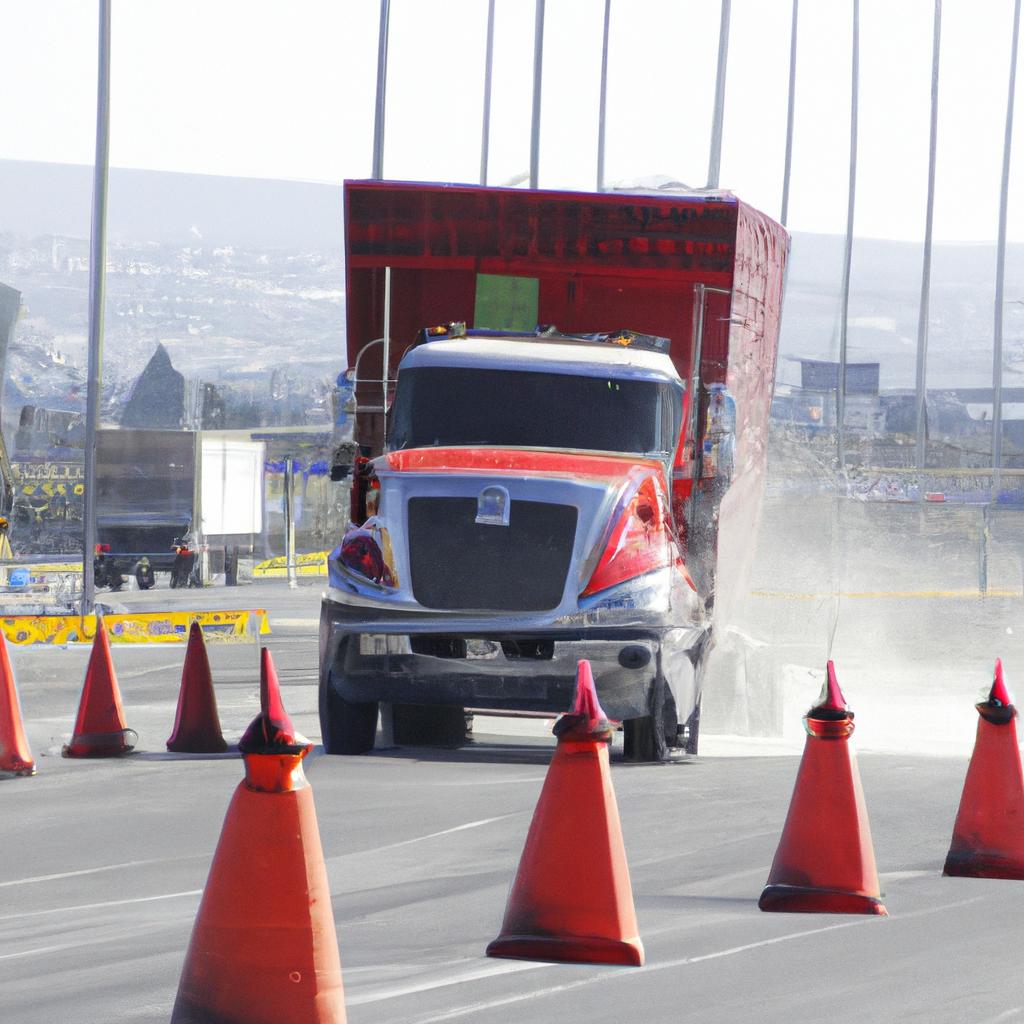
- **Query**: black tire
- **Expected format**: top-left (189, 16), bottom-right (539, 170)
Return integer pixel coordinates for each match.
top-left (623, 681), bottom-right (677, 762)
top-left (391, 703), bottom-right (469, 747)
top-left (623, 714), bottom-right (660, 762)
top-left (683, 697), bottom-right (701, 756)
top-left (319, 670), bottom-right (379, 754)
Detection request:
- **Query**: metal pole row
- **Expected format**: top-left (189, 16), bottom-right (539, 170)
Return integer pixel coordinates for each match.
top-left (530, 0), bottom-right (546, 189)
top-left (707, 0), bottom-right (732, 190)
top-left (82, 0), bottom-right (112, 616)
top-left (596, 0), bottom-right (612, 192)
top-left (992, 0), bottom-right (1022, 500)
top-left (372, 0), bottom-right (390, 180)
top-left (780, 0), bottom-right (799, 226)
top-left (914, 1), bottom-right (942, 479)
top-left (480, 0), bottom-right (496, 186)
top-left (837, 0), bottom-right (860, 473)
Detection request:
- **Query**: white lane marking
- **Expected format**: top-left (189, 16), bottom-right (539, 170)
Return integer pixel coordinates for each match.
top-left (0, 859), bottom-right (176, 889)
top-left (0, 940), bottom-right (94, 962)
top-left (371, 815), bottom-right (516, 853)
top-left (979, 1010), bottom-right (1024, 1024)
top-left (348, 960), bottom-right (545, 1006)
top-left (404, 896), bottom-right (987, 1023)
top-left (0, 889), bottom-right (202, 923)
top-left (879, 870), bottom-right (934, 882)
top-left (119, 662), bottom-right (181, 679)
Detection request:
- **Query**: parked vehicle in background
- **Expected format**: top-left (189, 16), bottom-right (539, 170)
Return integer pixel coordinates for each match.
top-left (320, 181), bottom-right (789, 761)
top-left (96, 428), bottom-right (197, 575)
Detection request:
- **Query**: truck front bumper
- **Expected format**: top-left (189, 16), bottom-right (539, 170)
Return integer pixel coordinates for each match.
top-left (319, 597), bottom-right (707, 722)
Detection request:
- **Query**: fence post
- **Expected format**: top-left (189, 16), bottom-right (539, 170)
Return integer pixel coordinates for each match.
top-left (980, 504), bottom-right (990, 595)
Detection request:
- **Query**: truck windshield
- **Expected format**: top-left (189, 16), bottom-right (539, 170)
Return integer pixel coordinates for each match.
top-left (388, 367), bottom-right (678, 456)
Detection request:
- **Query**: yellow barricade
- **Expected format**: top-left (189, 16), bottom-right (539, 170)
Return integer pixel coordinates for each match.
top-left (0, 609), bottom-right (272, 646)
top-left (253, 551), bottom-right (329, 578)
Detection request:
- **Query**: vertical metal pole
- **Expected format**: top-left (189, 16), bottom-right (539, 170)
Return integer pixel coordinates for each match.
top-left (707, 0), bottom-right (732, 189)
top-left (372, 0), bottom-right (390, 180)
top-left (382, 266), bottom-right (391, 423)
top-left (980, 505), bottom-right (990, 595)
top-left (780, 0), bottom-right (799, 225)
top-left (284, 455), bottom-right (297, 590)
top-left (529, 0), bottom-right (545, 189)
top-left (596, 0), bottom-right (612, 191)
top-left (837, 0), bottom-right (859, 472)
top-left (992, 0), bottom-right (1021, 501)
top-left (480, 0), bottom-right (495, 186)
top-left (686, 284), bottom-right (707, 532)
top-left (915, 1), bottom-right (942, 480)
top-left (193, 429), bottom-right (206, 586)
top-left (83, 0), bottom-right (111, 616)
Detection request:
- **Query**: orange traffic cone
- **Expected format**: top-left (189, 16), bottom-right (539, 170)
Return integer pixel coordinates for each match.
top-left (486, 660), bottom-right (644, 966)
top-left (0, 631), bottom-right (34, 776)
top-left (943, 659), bottom-right (1024, 879)
top-left (62, 620), bottom-right (135, 758)
top-left (758, 661), bottom-right (887, 915)
top-left (167, 622), bottom-right (227, 753)
top-left (171, 647), bottom-right (346, 1024)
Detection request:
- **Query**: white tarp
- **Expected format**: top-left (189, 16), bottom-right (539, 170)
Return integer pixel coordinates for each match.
top-left (200, 439), bottom-right (264, 535)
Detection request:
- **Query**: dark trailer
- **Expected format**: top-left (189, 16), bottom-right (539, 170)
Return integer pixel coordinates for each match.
top-left (96, 428), bottom-right (195, 571)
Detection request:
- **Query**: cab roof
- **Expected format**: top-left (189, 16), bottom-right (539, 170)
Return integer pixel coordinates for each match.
top-left (398, 329), bottom-right (684, 386)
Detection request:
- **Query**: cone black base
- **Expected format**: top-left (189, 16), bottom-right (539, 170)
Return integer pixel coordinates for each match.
top-left (486, 933), bottom-right (644, 966)
top-left (943, 854), bottom-right (1024, 880)
top-left (758, 884), bottom-right (887, 915)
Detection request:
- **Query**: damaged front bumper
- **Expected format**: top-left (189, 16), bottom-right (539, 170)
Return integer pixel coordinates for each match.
top-left (319, 595), bottom-right (707, 722)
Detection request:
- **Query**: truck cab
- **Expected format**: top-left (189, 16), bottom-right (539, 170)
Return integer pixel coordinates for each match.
top-left (321, 325), bottom-right (706, 759)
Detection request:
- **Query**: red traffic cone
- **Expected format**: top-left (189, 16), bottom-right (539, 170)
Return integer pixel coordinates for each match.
top-left (171, 647), bottom-right (347, 1023)
top-left (167, 622), bottom-right (227, 753)
top-left (486, 660), bottom-right (644, 966)
top-left (0, 631), bottom-right (34, 776)
top-left (759, 661), bottom-right (887, 915)
top-left (63, 620), bottom-right (135, 758)
top-left (943, 659), bottom-right (1024, 879)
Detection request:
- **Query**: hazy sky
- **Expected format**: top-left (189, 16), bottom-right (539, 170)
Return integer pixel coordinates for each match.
top-left (2, 0), bottom-right (1023, 242)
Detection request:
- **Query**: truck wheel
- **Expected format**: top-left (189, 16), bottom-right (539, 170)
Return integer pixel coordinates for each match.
top-left (391, 704), bottom-right (469, 747)
top-left (623, 715), bottom-right (661, 762)
top-left (623, 688), bottom-right (676, 763)
top-left (682, 697), bottom-right (701, 756)
top-left (319, 671), bottom-right (379, 754)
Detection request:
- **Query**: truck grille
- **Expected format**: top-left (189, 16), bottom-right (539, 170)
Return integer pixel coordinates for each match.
top-left (407, 497), bottom-right (577, 611)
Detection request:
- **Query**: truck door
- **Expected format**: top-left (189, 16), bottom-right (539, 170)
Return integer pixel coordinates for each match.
top-left (677, 285), bottom-right (731, 583)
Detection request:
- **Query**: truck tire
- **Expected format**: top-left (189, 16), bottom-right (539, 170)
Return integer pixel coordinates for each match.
top-left (623, 714), bottom-right (663, 762)
top-left (319, 671), bottom-right (379, 754)
top-left (623, 683), bottom-right (676, 762)
top-left (391, 703), bottom-right (469, 747)
top-left (683, 697), bottom-right (701, 756)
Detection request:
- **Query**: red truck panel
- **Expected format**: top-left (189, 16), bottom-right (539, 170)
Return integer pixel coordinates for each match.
top-left (343, 181), bottom-right (754, 454)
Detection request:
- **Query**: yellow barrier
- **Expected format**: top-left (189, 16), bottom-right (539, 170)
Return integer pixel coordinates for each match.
top-left (253, 551), bottom-right (329, 578)
top-left (0, 609), bottom-right (272, 646)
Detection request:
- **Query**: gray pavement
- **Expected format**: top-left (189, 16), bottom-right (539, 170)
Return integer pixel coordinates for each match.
top-left (0, 578), bottom-right (1022, 1022)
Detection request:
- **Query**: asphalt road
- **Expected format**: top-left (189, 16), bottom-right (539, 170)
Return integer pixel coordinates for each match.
top-left (1, 579), bottom-right (1022, 1022)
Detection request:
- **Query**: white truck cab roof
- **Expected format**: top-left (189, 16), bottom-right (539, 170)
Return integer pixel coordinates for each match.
top-left (398, 332), bottom-right (684, 388)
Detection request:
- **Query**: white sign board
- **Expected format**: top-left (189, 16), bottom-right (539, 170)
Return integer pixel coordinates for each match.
top-left (201, 439), bottom-right (264, 535)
